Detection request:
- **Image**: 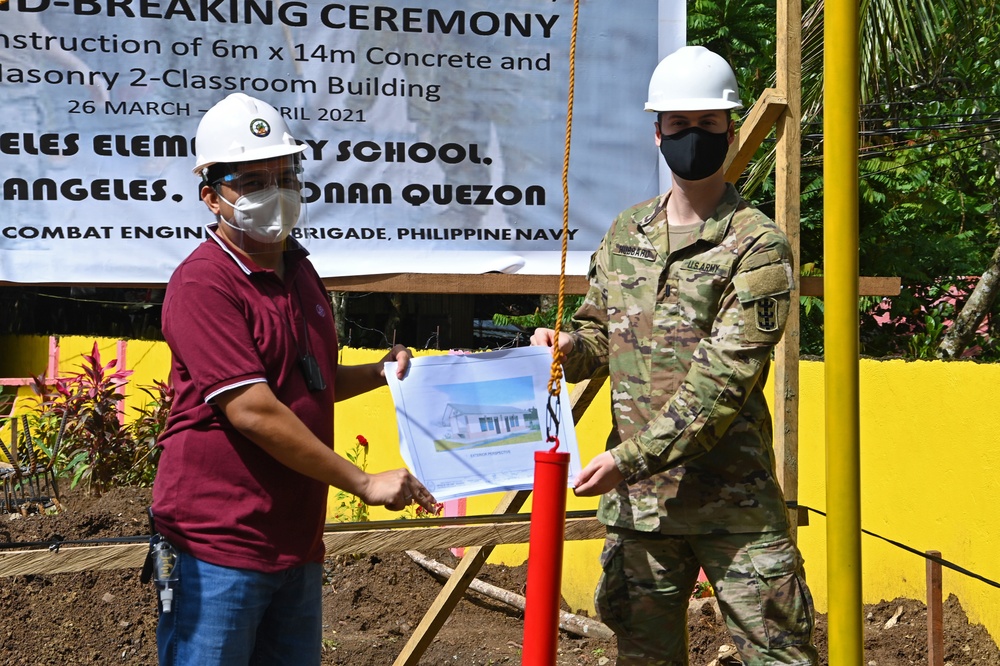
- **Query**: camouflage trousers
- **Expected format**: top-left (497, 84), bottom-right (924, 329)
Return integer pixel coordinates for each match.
top-left (595, 528), bottom-right (819, 666)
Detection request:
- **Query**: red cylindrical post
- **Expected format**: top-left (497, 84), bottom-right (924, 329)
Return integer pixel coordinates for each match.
top-left (521, 450), bottom-right (571, 665)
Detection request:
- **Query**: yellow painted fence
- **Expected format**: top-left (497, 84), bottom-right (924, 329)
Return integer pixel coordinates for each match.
top-left (1, 336), bottom-right (998, 644)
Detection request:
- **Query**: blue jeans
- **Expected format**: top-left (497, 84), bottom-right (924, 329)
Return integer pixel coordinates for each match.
top-left (157, 551), bottom-right (323, 666)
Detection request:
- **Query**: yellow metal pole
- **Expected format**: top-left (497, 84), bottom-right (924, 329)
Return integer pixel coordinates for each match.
top-left (823, 0), bottom-right (864, 664)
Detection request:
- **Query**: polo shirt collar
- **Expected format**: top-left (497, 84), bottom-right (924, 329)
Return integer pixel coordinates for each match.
top-left (206, 224), bottom-right (309, 277)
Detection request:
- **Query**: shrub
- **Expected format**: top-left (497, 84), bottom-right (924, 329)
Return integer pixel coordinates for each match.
top-left (117, 380), bottom-right (174, 487)
top-left (23, 342), bottom-right (172, 496)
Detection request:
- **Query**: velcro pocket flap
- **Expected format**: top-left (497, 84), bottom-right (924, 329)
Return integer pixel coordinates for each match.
top-left (733, 263), bottom-right (794, 304)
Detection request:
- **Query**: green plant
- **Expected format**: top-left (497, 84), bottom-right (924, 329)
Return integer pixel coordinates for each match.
top-left (116, 380), bottom-right (174, 487)
top-left (492, 295), bottom-right (585, 331)
top-left (25, 342), bottom-right (133, 496)
top-left (906, 305), bottom-right (951, 359)
top-left (22, 342), bottom-right (173, 496)
top-left (332, 434), bottom-right (371, 523)
top-left (692, 579), bottom-right (715, 599)
top-left (16, 386), bottom-right (76, 475)
top-left (798, 262), bottom-right (826, 356)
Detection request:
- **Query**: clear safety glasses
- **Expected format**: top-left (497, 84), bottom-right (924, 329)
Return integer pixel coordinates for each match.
top-left (215, 164), bottom-right (304, 196)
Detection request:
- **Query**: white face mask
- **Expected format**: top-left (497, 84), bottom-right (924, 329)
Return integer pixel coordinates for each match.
top-left (219, 187), bottom-right (302, 244)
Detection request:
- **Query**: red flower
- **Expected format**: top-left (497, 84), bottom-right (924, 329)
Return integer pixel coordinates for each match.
top-left (356, 434), bottom-right (369, 448)
top-left (416, 503), bottom-right (445, 518)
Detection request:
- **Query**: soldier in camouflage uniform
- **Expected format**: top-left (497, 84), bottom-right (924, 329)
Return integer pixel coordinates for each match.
top-left (532, 46), bottom-right (819, 665)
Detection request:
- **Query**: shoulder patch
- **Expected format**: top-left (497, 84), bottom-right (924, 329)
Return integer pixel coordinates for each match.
top-left (742, 293), bottom-right (789, 344)
top-left (754, 298), bottom-right (781, 333)
top-left (733, 262), bottom-right (794, 344)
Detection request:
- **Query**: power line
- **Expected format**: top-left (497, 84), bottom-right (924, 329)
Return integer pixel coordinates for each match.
top-left (34, 292), bottom-right (160, 307)
top-left (794, 503), bottom-right (1000, 589)
top-left (855, 112), bottom-right (1000, 124)
top-left (751, 135), bottom-right (994, 207)
top-left (801, 119), bottom-right (1000, 137)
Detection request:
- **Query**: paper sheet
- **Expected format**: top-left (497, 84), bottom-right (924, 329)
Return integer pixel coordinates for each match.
top-left (385, 346), bottom-right (582, 501)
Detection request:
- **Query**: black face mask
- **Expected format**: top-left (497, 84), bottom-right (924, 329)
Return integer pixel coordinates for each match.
top-left (658, 126), bottom-right (730, 181)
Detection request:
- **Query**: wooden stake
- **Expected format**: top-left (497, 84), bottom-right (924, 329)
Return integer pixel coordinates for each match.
top-left (405, 550), bottom-right (614, 640)
top-left (926, 549), bottom-right (944, 666)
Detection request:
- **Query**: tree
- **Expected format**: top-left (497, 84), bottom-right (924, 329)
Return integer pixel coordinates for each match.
top-left (693, 0), bottom-right (1000, 358)
top-left (938, 243), bottom-right (1000, 358)
top-left (688, 0), bottom-right (777, 103)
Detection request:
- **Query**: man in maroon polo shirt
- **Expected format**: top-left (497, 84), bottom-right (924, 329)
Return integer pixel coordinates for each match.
top-left (151, 93), bottom-right (435, 666)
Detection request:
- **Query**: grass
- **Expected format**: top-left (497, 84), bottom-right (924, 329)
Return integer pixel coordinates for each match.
top-left (434, 430), bottom-right (542, 452)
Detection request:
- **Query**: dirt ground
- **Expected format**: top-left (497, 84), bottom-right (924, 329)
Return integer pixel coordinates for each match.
top-left (0, 487), bottom-right (998, 665)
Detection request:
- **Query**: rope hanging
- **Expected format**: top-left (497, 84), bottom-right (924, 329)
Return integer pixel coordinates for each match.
top-left (544, 0), bottom-right (580, 449)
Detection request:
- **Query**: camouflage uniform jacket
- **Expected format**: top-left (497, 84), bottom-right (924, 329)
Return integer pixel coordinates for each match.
top-left (564, 183), bottom-right (794, 534)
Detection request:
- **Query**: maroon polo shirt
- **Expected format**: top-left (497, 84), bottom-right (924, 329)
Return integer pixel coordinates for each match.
top-left (152, 226), bottom-right (338, 572)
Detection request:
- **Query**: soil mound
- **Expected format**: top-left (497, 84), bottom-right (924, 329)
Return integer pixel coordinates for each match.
top-left (1, 487), bottom-right (997, 665)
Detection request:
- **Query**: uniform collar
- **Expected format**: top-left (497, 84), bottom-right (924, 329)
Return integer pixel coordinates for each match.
top-left (206, 224), bottom-right (309, 277)
top-left (636, 182), bottom-right (742, 246)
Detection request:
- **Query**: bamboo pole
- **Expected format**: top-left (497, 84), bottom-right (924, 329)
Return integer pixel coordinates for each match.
top-left (0, 516), bottom-right (605, 578)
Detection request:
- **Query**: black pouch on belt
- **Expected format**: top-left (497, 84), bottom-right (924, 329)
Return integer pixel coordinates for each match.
top-left (140, 507), bottom-right (157, 584)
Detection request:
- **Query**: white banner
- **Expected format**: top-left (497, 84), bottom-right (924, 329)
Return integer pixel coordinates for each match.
top-left (0, 1), bottom-right (677, 283)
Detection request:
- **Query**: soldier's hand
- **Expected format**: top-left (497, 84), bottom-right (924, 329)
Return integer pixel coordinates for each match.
top-left (573, 452), bottom-right (625, 496)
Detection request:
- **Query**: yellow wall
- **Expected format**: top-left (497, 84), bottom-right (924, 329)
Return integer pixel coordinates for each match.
top-left (2, 338), bottom-right (998, 643)
top-left (796, 360), bottom-right (1000, 643)
top-left (0, 336), bottom-right (174, 431)
top-left (0, 335), bottom-right (53, 378)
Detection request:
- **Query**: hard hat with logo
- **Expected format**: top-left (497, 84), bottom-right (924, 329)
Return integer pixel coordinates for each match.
top-left (644, 46), bottom-right (743, 113)
top-left (192, 93), bottom-right (306, 177)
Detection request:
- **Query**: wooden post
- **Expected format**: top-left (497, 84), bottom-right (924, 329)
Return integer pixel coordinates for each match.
top-left (774, 0), bottom-right (803, 537)
top-left (392, 489), bottom-right (531, 666)
top-left (926, 550), bottom-right (944, 666)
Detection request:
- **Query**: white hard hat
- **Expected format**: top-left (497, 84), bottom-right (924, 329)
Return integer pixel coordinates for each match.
top-left (192, 93), bottom-right (306, 176)
top-left (644, 46), bottom-right (743, 113)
